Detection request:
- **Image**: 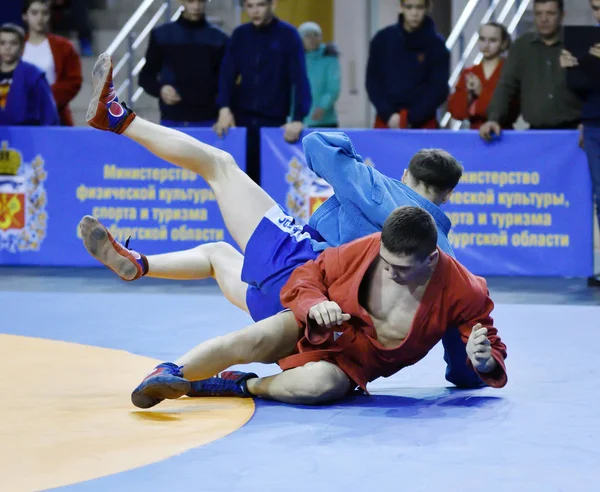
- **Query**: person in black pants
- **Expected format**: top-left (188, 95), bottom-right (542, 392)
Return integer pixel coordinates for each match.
top-left (560, 0), bottom-right (600, 286)
top-left (139, 0), bottom-right (228, 128)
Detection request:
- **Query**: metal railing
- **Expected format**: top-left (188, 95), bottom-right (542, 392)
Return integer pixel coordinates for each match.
top-left (105, 0), bottom-right (183, 109)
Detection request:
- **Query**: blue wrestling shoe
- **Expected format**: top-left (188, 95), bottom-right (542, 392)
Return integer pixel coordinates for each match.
top-left (131, 362), bottom-right (191, 409)
top-left (186, 371), bottom-right (257, 398)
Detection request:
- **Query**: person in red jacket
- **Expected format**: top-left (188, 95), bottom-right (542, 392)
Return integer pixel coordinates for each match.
top-left (22, 0), bottom-right (82, 126)
top-left (127, 206), bottom-right (507, 409)
top-left (447, 22), bottom-right (518, 130)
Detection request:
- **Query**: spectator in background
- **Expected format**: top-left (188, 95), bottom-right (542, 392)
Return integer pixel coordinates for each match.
top-left (22, 0), bottom-right (82, 126)
top-left (50, 0), bottom-right (93, 57)
top-left (214, 0), bottom-right (311, 184)
top-left (0, 23), bottom-right (59, 126)
top-left (298, 21), bottom-right (341, 128)
top-left (480, 0), bottom-right (582, 140)
top-left (1, 0), bottom-right (25, 27)
top-left (366, 0), bottom-right (449, 129)
top-left (560, 0), bottom-right (600, 286)
top-left (139, 0), bottom-right (228, 129)
top-left (448, 22), bottom-right (519, 130)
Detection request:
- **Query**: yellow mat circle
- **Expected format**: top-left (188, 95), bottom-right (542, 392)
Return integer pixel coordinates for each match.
top-left (0, 334), bottom-right (255, 492)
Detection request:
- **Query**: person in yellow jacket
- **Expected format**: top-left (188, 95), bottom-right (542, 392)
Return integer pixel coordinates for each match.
top-left (298, 22), bottom-right (341, 128)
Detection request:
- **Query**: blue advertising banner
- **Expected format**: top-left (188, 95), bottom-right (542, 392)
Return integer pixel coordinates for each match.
top-left (0, 127), bottom-right (246, 267)
top-left (261, 128), bottom-right (592, 277)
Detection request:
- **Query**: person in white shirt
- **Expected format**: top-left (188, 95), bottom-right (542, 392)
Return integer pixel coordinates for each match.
top-left (21, 0), bottom-right (82, 126)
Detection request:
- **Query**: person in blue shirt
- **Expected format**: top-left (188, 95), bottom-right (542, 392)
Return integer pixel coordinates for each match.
top-left (83, 51), bottom-right (484, 390)
top-left (213, 0), bottom-right (311, 184)
top-left (0, 23), bottom-right (58, 126)
top-left (366, 0), bottom-right (449, 129)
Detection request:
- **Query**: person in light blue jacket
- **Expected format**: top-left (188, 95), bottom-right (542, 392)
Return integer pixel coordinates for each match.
top-left (80, 81), bottom-right (482, 389)
top-left (298, 22), bottom-right (341, 128)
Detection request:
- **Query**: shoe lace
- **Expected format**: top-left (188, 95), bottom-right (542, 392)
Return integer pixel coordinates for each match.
top-left (203, 377), bottom-right (237, 394)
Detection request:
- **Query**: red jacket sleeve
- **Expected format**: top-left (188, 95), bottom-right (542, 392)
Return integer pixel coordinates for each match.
top-left (51, 38), bottom-right (82, 109)
top-left (280, 247), bottom-right (341, 343)
top-left (455, 279), bottom-right (508, 388)
top-left (447, 69), bottom-right (471, 122)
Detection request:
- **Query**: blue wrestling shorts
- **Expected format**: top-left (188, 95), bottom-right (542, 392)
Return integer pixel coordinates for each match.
top-left (242, 205), bottom-right (322, 322)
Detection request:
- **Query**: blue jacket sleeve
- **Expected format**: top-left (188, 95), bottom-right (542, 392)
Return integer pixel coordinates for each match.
top-left (366, 32), bottom-right (395, 123)
top-left (36, 74), bottom-right (60, 126)
top-left (216, 32), bottom-right (238, 110)
top-left (566, 64), bottom-right (592, 96)
top-left (289, 30), bottom-right (312, 122)
top-left (303, 131), bottom-right (388, 207)
top-left (407, 40), bottom-right (450, 127)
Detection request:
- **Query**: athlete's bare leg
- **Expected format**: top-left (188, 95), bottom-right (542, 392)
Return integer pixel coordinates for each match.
top-left (174, 310), bottom-right (351, 405)
top-left (122, 118), bottom-right (276, 253)
top-left (79, 216), bottom-right (249, 312)
top-left (245, 361), bottom-right (352, 405)
top-left (175, 310), bottom-right (300, 379)
top-left (146, 242), bottom-right (248, 313)
top-left (86, 52), bottom-right (276, 253)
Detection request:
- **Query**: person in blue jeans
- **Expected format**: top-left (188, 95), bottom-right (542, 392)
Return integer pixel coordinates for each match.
top-left (82, 51), bottom-right (485, 396)
top-left (561, 0), bottom-right (600, 285)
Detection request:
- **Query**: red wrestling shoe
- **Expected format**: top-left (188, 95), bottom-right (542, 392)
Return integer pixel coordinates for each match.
top-left (79, 215), bottom-right (147, 281)
top-left (86, 52), bottom-right (136, 133)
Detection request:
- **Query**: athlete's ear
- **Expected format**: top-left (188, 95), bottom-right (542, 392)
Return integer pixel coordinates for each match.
top-left (401, 169), bottom-right (408, 184)
top-left (427, 249), bottom-right (439, 264)
top-left (441, 188), bottom-right (454, 204)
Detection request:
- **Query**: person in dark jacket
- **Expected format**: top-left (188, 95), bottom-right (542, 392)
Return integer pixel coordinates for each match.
top-left (560, 0), bottom-right (600, 285)
top-left (214, 0), bottom-right (311, 184)
top-left (138, 0), bottom-right (228, 128)
top-left (366, 0), bottom-right (449, 129)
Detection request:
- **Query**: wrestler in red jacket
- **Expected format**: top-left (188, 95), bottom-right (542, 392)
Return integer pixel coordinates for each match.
top-left (126, 206), bottom-right (507, 408)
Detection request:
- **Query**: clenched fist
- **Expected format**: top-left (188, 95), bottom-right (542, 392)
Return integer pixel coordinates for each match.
top-left (467, 323), bottom-right (498, 373)
top-left (308, 301), bottom-right (351, 328)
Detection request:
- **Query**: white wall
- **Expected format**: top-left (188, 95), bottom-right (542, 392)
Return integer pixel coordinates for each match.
top-left (333, 0), bottom-right (371, 127)
top-left (564, 0), bottom-right (594, 25)
top-left (332, 0), bottom-right (403, 127)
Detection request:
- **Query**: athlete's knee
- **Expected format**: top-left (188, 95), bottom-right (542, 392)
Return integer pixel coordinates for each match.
top-left (214, 151), bottom-right (240, 177)
top-left (285, 362), bottom-right (351, 404)
top-left (196, 241), bottom-right (238, 261)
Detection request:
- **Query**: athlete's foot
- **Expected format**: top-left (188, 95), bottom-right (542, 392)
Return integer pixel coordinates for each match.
top-left (86, 52), bottom-right (136, 133)
top-left (131, 363), bottom-right (191, 409)
top-left (186, 371), bottom-right (258, 398)
top-left (79, 215), bottom-right (147, 281)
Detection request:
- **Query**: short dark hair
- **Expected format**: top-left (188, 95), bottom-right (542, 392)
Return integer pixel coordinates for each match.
top-left (381, 206), bottom-right (437, 260)
top-left (483, 22), bottom-right (511, 51)
top-left (400, 0), bottom-right (431, 7)
top-left (240, 0), bottom-right (273, 6)
top-left (23, 0), bottom-right (51, 13)
top-left (533, 0), bottom-right (564, 12)
top-left (407, 149), bottom-right (463, 192)
top-left (0, 23), bottom-right (25, 47)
